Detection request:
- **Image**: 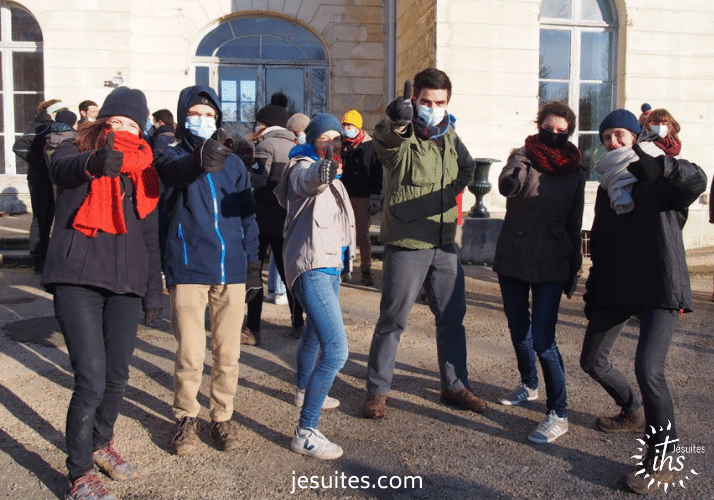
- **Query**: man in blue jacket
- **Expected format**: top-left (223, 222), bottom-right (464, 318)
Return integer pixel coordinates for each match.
top-left (154, 85), bottom-right (261, 455)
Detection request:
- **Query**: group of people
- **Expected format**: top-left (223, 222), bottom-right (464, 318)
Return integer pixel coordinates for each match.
top-left (19, 65), bottom-right (706, 499)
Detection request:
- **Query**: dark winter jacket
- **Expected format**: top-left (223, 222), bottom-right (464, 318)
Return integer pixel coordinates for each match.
top-left (493, 147), bottom-right (586, 283)
top-left (150, 123), bottom-right (176, 158)
top-left (340, 133), bottom-right (383, 198)
top-left (13, 112), bottom-right (53, 181)
top-left (153, 85), bottom-right (259, 286)
top-left (251, 127), bottom-right (294, 238)
top-left (40, 140), bottom-right (163, 311)
top-left (43, 123), bottom-right (78, 167)
top-left (584, 150), bottom-right (707, 313)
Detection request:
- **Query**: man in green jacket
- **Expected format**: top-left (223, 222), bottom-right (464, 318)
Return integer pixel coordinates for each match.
top-left (361, 68), bottom-right (485, 419)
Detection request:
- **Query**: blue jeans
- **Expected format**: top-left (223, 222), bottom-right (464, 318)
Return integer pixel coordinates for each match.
top-left (53, 285), bottom-right (141, 480)
top-left (498, 275), bottom-right (567, 418)
top-left (292, 270), bottom-right (348, 429)
top-left (268, 254), bottom-right (286, 295)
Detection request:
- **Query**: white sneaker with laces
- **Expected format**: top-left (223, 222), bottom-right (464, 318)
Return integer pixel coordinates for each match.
top-left (274, 293), bottom-right (288, 305)
top-left (294, 389), bottom-right (340, 409)
top-left (499, 383), bottom-right (538, 406)
top-left (528, 410), bottom-right (568, 443)
top-left (291, 426), bottom-right (343, 460)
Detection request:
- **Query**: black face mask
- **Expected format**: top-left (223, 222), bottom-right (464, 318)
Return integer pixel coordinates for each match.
top-left (539, 128), bottom-right (569, 149)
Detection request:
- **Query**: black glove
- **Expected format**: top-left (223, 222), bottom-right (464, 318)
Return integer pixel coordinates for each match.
top-left (192, 128), bottom-right (232, 172)
top-left (499, 168), bottom-right (521, 197)
top-left (627, 143), bottom-right (664, 181)
top-left (87, 131), bottom-right (123, 178)
top-left (385, 80), bottom-right (414, 126)
top-left (368, 194), bottom-right (381, 216)
top-left (245, 260), bottom-right (263, 303)
top-left (144, 307), bottom-right (162, 326)
top-left (563, 274), bottom-right (579, 299)
top-left (318, 146), bottom-right (339, 184)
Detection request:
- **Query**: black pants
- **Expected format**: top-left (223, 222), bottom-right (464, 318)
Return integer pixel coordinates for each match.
top-left (245, 234), bottom-right (304, 331)
top-left (27, 171), bottom-right (55, 262)
top-left (54, 285), bottom-right (141, 480)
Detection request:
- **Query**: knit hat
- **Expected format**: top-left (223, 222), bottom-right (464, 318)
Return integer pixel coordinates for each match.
top-left (97, 87), bottom-right (149, 132)
top-left (641, 103), bottom-right (652, 112)
top-left (598, 109), bottom-right (641, 143)
top-left (305, 113), bottom-right (343, 145)
top-left (341, 110), bottom-right (363, 129)
top-left (56, 110), bottom-right (77, 127)
top-left (286, 113), bottom-right (310, 135)
top-left (256, 92), bottom-right (289, 128)
top-left (188, 93), bottom-right (219, 114)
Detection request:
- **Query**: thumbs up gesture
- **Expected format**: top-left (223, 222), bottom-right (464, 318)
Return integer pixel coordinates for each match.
top-left (87, 131), bottom-right (124, 178)
top-left (318, 145), bottom-right (339, 184)
top-left (385, 80), bottom-right (414, 126)
top-left (193, 128), bottom-right (233, 173)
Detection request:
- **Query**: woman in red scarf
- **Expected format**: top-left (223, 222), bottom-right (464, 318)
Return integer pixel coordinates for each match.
top-left (492, 101), bottom-right (585, 444)
top-left (41, 87), bottom-right (162, 500)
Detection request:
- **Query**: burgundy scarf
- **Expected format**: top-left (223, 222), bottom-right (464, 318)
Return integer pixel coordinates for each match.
top-left (524, 134), bottom-right (581, 176)
top-left (343, 128), bottom-right (366, 149)
top-left (654, 136), bottom-right (681, 157)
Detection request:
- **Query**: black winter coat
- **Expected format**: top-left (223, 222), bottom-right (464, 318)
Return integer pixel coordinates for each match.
top-left (340, 134), bottom-right (382, 198)
top-left (12, 112), bottom-right (53, 181)
top-left (41, 140), bottom-right (163, 311)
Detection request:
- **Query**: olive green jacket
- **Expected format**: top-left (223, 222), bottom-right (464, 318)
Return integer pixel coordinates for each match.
top-left (372, 119), bottom-right (475, 249)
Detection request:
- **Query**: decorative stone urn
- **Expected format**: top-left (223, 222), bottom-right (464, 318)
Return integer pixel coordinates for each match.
top-left (468, 158), bottom-right (500, 218)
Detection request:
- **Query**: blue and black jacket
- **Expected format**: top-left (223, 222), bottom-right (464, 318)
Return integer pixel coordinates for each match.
top-left (153, 85), bottom-right (259, 286)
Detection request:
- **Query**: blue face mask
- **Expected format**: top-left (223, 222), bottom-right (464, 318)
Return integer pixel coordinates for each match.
top-left (185, 116), bottom-right (217, 140)
top-left (145, 117), bottom-right (153, 131)
top-left (297, 132), bottom-right (306, 145)
top-left (418, 105), bottom-right (447, 127)
top-left (343, 127), bottom-right (358, 139)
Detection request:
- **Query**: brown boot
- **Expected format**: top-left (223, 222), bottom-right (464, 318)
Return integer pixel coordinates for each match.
top-left (361, 392), bottom-right (387, 419)
top-left (596, 407), bottom-right (646, 433)
top-left (171, 416), bottom-right (199, 455)
top-left (440, 387), bottom-right (488, 413)
top-left (210, 419), bottom-right (241, 452)
top-left (625, 446), bottom-right (676, 494)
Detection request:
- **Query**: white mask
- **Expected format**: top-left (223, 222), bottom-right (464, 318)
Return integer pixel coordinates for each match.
top-left (418, 105), bottom-right (447, 127)
top-left (185, 116), bottom-right (217, 140)
top-left (650, 124), bottom-right (668, 138)
top-left (297, 132), bottom-right (306, 145)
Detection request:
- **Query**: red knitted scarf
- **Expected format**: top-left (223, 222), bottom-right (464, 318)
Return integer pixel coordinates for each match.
top-left (524, 134), bottom-right (581, 176)
top-left (72, 131), bottom-right (159, 237)
top-left (343, 128), bottom-right (366, 149)
top-left (654, 136), bottom-right (682, 157)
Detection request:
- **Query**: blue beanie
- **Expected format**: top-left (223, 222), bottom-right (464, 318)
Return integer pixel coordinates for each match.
top-left (98, 87), bottom-right (149, 132)
top-left (598, 109), bottom-right (641, 143)
top-left (305, 113), bottom-right (343, 145)
top-left (641, 103), bottom-right (652, 112)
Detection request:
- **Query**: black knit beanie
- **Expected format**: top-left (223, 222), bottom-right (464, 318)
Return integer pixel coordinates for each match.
top-left (97, 87), bottom-right (149, 132)
top-left (598, 109), bottom-right (641, 143)
top-left (56, 110), bottom-right (77, 127)
top-left (256, 92), bottom-right (289, 128)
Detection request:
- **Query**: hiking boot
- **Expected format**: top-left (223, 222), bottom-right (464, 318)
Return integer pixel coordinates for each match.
top-left (440, 387), bottom-right (488, 413)
top-left (528, 410), bottom-right (569, 443)
top-left (625, 446), bottom-right (676, 494)
top-left (499, 383), bottom-right (538, 406)
top-left (294, 389), bottom-right (340, 410)
top-left (290, 426), bottom-right (343, 460)
top-left (361, 392), bottom-right (387, 419)
top-left (65, 469), bottom-right (117, 500)
top-left (361, 271), bottom-right (374, 287)
top-left (92, 435), bottom-right (137, 481)
top-left (210, 419), bottom-right (240, 452)
top-left (171, 416), bottom-right (199, 456)
top-left (596, 406), bottom-right (646, 434)
top-left (241, 327), bottom-right (259, 346)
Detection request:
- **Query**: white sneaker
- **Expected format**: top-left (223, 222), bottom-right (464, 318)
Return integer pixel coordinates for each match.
top-left (499, 383), bottom-right (538, 406)
top-left (291, 426), bottom-right (343, 460)
top-left (294, 389), bottom-right (340, 410)
top-left (274, 293), bottom-right (288, 305)
top-left (528, 410), bottom-right (568, 443)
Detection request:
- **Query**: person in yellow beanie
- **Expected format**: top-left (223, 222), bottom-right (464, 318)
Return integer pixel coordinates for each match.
top-left (340, 110), bottom-right (382, 286)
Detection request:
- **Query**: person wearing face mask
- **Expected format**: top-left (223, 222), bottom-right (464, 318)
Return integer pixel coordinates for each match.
top-left (492, 101), bottom-right (585, 444)
top-left (153, 86), bottom-right (261, 457)
top-left (243, 92), bottom-right (305, 345)
top-left (580, 108), bottom-right (706, 494)
top-left (340, 110), bottom-right (383, 287)
top-left (77, 99), bottom-right (99, 126)
top-left (645, 108), bottom-right (682, 158)
top-left (361, 68), bottom-right (483, 420)
top-left (41, 87), bottom-right (162, 500)
top-left (287, 112), bottom-right (310, 145)
top-left (274, 113), bottom-right (355, 460)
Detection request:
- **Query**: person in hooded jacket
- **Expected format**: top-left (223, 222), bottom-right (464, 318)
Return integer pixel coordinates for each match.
top-left (41, 87), bottom-right (162, 500)
top-left (153, 85), bottom-right (260, 457)
top-left (580, 108), bottom-right (707, 494)
top-left (493, 101), bottom-right (585, 444)
top-left (44, 109), bottom-right (79, 166)
top-left (243, 92), bottom-right (304, 344)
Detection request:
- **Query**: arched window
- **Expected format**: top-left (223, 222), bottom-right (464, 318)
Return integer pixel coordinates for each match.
top-left (0, 2), bottom-right (43, 175)
top-left (193, 16), bottom-right (328, 125)
top-left (539, 0), bottom-right (617, 178)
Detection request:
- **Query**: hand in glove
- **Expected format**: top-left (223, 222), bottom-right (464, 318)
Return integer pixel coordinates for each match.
top-left (318, 145), bottom-right (339, 184)
top-left (368, 194), bottom-right (381, 216)
top-left (627, 143), bottom-right (664, 181)
top-left (499, 168), bottom-right (521, 197)
top-left (385, 80), bottom-right (414, 126)
top-left (563, 274), bottom-right (579, 299)
top-left (192, 128), bottom-right (232, 172)
top-left (144, 307), bottom-right (162, 326)
top-left (245, 260), bottom-right (263, 303)
top-left (87, 131), bottom-right (123, 178)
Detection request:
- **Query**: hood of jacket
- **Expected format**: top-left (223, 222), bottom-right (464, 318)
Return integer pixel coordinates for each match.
top-left (176, 85), bottom-right (222, 151)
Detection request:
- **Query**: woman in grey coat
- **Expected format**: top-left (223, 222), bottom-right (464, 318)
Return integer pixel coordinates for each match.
top-left (493, 101), bottom-right (585, 444)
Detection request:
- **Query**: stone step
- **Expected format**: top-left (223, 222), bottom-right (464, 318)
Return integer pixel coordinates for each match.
top-left (0, 235), bottom-right (29, 251)
top-left (0, 249), bottom-right (33, 267)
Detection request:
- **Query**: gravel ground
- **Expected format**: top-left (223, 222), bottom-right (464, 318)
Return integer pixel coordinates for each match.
top-left (0, 261), bottom-right (712, 500)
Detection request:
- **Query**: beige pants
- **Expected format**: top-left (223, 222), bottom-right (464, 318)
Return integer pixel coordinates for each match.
top-left (169, 283), bottom-right (245, 422)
